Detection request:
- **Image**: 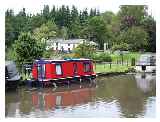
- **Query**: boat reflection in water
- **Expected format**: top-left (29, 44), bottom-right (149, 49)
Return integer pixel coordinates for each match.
top-left (32, 84), bottom-right (96, 111)
top-left (6, 83), bottom-right (96, 117)
top-left (135, 73), bottom-right (156, 93)
top-left (6, 74), bottom-right (155, 118)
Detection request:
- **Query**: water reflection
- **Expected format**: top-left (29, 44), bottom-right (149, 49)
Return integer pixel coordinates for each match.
top-left (135, 73), bottom-right (156, 93)
top-left (5, 74), bottom-right (156, 118)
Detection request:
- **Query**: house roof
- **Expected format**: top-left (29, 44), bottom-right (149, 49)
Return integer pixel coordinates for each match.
top-left (47, 38), bottom-right (85, 44)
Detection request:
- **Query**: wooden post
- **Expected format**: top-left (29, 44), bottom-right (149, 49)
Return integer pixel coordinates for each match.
top-left (110, 62), bottom-right (111, 69)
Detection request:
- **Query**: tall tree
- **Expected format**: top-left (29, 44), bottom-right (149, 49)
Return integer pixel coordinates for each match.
top-left (118, 5), bottom-right (148, 30)
top-left (42, 5), bottom-right (50, 21)
top-left (5, 9), bottom-right (15, 48)
top-left (141, 15), bottom-right (156, 52)
top-left (86, 16), bottom-right (108, 49)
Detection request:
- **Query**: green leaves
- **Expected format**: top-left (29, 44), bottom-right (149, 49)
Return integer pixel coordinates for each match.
top-left (33, 20), bottom-right (57, 41)
top-left (74, 41), bottom-right (96, 58)
top-left (85, 16), bottom-right (108, 49)
top-left (13, 32), bottom-right (44, 65)
top-left (115, 26), bottom-right (148, 51)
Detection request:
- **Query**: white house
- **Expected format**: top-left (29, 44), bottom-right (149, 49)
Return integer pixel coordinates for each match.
top-left (46, 38), bottom-right (97, 52)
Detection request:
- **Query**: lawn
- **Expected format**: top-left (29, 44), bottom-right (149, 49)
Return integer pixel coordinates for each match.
top-left (110, 52), bottom-right (141, 62)
top-left (93, 51), bottom-right (141, 73)
top-left (94, 63), bottom-right (134, 73)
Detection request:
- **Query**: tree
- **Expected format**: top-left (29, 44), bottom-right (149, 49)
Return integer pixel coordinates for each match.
top-left (80, 8), bottom-right (89, 26)
top-left (42, 5), bottom-right (50, 22)
top-left (115, 26), bottom-right (148, 51)
top-left (118, 5), bottom-right (148, 30)
top-left (5, 9), bottom-right (15, 49)
top-left (102, 11), bottom-right (120, 48)
top-left (33, 20), bottom-right (57, 41)
top-left (86, 16), bottom-right (108, 49)
top-left (13, 32), bottom-right (44, 65)
top-left (141, 16), bottom-right (156, 52)
top-left (60, 26), bottom-right (68, 39)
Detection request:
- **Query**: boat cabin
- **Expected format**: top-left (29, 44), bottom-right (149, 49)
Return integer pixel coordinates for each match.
top-left (32, 58), bottom-right (96, 82)
top-left (5, 61), bottom-right (21, 89)
top-left (135, 54), bottom-right (156, 72)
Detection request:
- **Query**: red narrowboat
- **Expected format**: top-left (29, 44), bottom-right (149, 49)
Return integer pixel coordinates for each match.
top-left (31, 58), bottom-right (96, 83)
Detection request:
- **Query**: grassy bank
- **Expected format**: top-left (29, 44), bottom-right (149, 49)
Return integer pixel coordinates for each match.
top-left (110, 52), bottom-right (141, 62)
top-left (94, 63), bottom-right (134, 73)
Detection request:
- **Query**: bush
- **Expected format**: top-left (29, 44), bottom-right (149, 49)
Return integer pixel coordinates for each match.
top-left (13, 32), bottom-right (44, 65)
top-left (99, 53), bottom-right (112, 62)
top-left (92, 52), bottom-right (112, 62)
top-left (74, 41), bottom-right (96, 58)
top-left (43, 49), bottom-right (53, 58)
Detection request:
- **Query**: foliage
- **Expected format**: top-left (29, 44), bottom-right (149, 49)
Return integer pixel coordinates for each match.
top-left (5, 4), bottom-right (156, 62)
top-left (115, 26), bottom-right (148, 51)
top-left (42, 49), bottom-right (54, 58)
top-left (92, 52), bottom-right (112, 62)
top-left (86, 16), bottom-right (108, 49)
top-left (118, 5), bottom-right (148, 30)
top-left (141, 16), bottom-right (156, 52)
top-left (112, 42), bottom-right (129, 51)
top-left (5, 46), bottom-right (16, 60)
top-left (33, 20), bottom-right (57, 41)
top-left (13, 32), bottom-right (44, 65)
top-left (74, 41), bottom-right (96, 58)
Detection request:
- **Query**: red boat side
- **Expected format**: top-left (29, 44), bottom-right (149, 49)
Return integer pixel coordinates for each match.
top-left (31, 59), bottom-right (96, 82)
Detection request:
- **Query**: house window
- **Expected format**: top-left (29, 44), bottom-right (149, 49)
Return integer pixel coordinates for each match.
top-left (68, 44), bottom-right (70, 46)
top-left (55, 64), bottom-right (62, 75)
top-left (84, 63), bottom-right (91, 72)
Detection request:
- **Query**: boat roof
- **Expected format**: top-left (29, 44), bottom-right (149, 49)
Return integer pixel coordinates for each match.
top-left (34, 58), bottom-right (92, 63)
top-left (5, 61), bottom-right (15, 66)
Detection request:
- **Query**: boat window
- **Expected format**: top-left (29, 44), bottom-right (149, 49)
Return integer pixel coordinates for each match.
top-left (37, 64), bottom-right (45, 78)
top-left (84, 62), bottom-right (91, 72)
top-left (73, 63), bottom-right (78, 74)
top-left (55, 64), bottom-right (62, 75)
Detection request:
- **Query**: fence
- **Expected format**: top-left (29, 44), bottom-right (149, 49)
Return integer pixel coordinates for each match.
top-left (93, 59), bottom-right (136, 73)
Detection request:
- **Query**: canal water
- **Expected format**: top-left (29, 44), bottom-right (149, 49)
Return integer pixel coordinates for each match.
top-left (5, 73), bottom-right (156, 118)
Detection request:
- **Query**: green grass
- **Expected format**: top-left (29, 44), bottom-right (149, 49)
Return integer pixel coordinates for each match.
top-left (94, 63), bottom-right (134, 73)
top-left (110, 52), bottom-right (141, 62)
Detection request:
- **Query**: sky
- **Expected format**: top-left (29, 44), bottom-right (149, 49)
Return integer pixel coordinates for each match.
top-left (2, 0), bottom-right (157, 18)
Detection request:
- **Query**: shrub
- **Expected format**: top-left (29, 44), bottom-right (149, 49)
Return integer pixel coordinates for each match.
top-left (92, 52), bottom-right (112, 62)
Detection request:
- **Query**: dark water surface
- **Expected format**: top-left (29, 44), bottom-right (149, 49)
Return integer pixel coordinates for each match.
top-left (5, 73), bottom-right (156, 118)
